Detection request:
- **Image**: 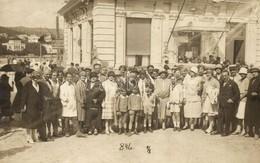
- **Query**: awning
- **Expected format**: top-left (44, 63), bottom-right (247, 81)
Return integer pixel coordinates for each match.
top-left (174, 26), bottom-right (229, 32)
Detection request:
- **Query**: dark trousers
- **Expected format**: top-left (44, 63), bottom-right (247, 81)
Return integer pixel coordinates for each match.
top-left (218, 106), bottom-right (235, 135)
top-left (86, 109), bottom-right (100, 131)
top-left (64, 117), bottom-right (78, 134)
top-left (37, 120), bottom-right (47, 140)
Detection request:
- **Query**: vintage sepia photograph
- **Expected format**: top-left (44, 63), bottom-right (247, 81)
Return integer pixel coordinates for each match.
top-left (0, 0), bottom-right (260, 162)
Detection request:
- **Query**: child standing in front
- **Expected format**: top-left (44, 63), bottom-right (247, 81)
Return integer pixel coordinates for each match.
top-left (142, 85), bottom-right (156, 133)
top-left (116, 89), bottom-right (128, 135)
top-left (168, 75), bottom-right (183, 132)
top-left (128, 88), bottom-right (142, 136)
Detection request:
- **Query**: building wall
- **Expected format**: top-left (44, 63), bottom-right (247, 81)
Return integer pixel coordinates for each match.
top-left (60, 0), bottom-right (260, 67)
top-left (93, 0), bottom-right (115, 67)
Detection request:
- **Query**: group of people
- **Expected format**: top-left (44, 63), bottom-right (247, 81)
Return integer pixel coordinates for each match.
top-left (1, 61), bottom-right (260, 144)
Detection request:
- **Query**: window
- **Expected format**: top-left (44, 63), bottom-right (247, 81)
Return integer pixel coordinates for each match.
top-left (126, 18), bottom-right (151, 66)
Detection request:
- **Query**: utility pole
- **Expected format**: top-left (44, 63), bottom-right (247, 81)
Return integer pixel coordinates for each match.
top-left (40, 42), bottom-right (42, 64)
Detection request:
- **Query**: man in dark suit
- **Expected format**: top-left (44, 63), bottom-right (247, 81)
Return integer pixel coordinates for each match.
top-left (38, 69), bottom-right (54, 140)
top-left (217, 70), bottom-right (240, 136)
top-left (244, 68), bottom-right (260, 139)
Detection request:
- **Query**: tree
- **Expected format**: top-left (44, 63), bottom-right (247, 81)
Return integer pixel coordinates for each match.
top-left (0, 44), bottom-right (7, 55)
top-left (24, 43), bottom-right (47, 55)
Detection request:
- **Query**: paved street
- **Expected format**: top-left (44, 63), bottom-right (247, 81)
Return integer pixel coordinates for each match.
top-left (0, 115), bottom-right (260, 163)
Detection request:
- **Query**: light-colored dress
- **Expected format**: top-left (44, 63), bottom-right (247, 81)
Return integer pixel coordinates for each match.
top-left (102, 80), bottom-right (118, 119)
top-left (202, 77), bottom-right (220, 115)
top-left (183, 76), bottom-right (202, 118)
top-left (236, 78), bottom-right (249, 119)
top-left (168, 83), bottom-right (183, 113)
top-left (60, 81), bottom-right (77, 117)
top-left (75, 80), bottom-right (87, 121)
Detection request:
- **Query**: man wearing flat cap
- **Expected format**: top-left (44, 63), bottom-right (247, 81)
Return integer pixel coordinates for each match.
top-left (75, 71), bottom-right (88, 137)
top-left (229, 65), bottom-right (241, 84)
top-left (154, 70), bottom-right (171, 130)
top-left (244, 67), bottom-right (260, 139)
top-left (38, 69), bottom-right (54, 140)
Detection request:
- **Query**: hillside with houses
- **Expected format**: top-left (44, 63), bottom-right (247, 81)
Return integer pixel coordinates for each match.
top-left (0, 26), bottom-right (63, 57)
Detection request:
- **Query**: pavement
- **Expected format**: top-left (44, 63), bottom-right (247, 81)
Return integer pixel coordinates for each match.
top-left (0, 114), bottom-right (260, 163)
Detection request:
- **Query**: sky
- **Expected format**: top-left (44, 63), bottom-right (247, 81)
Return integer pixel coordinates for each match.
top-left (0, 0), bottom-right (66, 28)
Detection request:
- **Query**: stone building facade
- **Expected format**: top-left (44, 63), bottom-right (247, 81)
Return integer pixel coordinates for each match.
top-left (58, 0), bottom-right (260, 68)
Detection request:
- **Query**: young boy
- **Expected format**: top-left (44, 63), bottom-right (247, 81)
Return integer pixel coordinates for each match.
top-left (128, 88), bottom-right (142, 136)
top-left (116, 89), bottom-right (128, 135)
top-left (168, 75), bottom-right (183, 132)
top-left (142, 85), bottom-right (156, 133)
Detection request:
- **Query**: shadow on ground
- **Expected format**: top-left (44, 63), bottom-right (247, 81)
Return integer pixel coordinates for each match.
top-left (0, 146), bottom-right (31, 160)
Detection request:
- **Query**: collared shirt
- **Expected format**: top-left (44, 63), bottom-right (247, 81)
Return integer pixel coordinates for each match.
top-left (32, 81), bottom-right (39, 93)
top-left (154, 78), bottom-right (171, 98)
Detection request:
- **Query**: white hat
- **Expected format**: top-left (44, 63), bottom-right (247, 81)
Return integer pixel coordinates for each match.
top-left (190, 66), bottom-right (198, 74)
top-left (239, 67), bottom-right (247, 74)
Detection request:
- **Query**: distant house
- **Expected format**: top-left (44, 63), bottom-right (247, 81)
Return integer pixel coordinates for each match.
top-left (0, 33), bottom-right (8, 38)
top-left (42, 44), bottom-right (58, 54)
top-left (17, 34), bottom-right (29, 41)
top-left (28, 35), bottom-right (40, 43)
top-left (2, 39), bottom-right (26, 51)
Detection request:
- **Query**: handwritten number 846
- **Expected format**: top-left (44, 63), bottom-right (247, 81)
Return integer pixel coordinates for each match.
top-left (119, 143), bottom-right (133, 150)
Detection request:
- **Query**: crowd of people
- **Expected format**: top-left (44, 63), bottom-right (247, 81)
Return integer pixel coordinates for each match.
top-left (0, 61), bottom-right (260, 144)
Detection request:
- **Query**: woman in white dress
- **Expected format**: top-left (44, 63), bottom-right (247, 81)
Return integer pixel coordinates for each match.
top-left (102, 71), bottom-right (118, 134)
top-left (183, 67), bottom-right (202, 131)
top-left (201, 69), bottom-right (220, 133)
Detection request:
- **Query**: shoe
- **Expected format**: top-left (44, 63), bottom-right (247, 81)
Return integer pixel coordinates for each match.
top-left (88, 131), bottom-right (93, 135)
top-left (202, 125), bottom-right (207, 131)
top-left (47, 137), bottom-right (54, 141)
top-left (254, 134), bottom-right (259, 140)
top-left (124, 129), bottom-right (127, 135)
top-left (9, 117), bottom-right (14, 121)
top-left (211, 131), bottom-right (220, 135)
top-left (232, 130), bottom-right (240, 135)
top-left (190, 125), bottom-right (194, 131)
top-left (148, 127), bottom-right (153, 133)
top-left (143, 128), bottom-right (147, 134)
top-left (76, 131), bottom-right (87, 138)
top-left (94, 129), bottom-right (98, 136)
top-left (105, 130), bottom-right (110, 135)
top-left (221, 133), bottom-right (228, 137)
top-left (128, 131), bottom-right (132, 137)
top-left (173, 127), bottom-right (177, 131)
top-left (53, 133), bottom-right (62, 138)
top-left (182, 125), bottom-right (189, 130)
top-left (177, 127), bottom-right (181, 132)
top-left (27, 138), bottom-right (34, 144)
top-left (38, 136), bottom-right (48, 142)
top-left (162, 123), bottom-right (166, 130)
top-left (109, 128), bottom-right (116, 134)
top-left (134, 129), bottom-right (139, 135)
top-left (65, 132), bottom-right (70, 137)
top-left (118, 129), bottom-right (122, 135)
top-left (205, 128), bottom-right (213, 134)
top-left (239, 131), bottom-right (246, 137)
top-left (244, 133), bottom-right (254, 137)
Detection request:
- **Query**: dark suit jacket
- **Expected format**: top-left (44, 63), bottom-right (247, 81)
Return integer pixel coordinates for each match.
top-left (245, 76), bottom-right (260, 125)
top-left (20, 81), bottom-right (43, 128)
top-left (219, 79), bottom-right (240, 108)
top-left (85, 81), bottom-right (105, 110)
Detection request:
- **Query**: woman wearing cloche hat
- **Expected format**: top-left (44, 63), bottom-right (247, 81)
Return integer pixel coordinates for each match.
top-left (182, 66), bottom-right (202, 131)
